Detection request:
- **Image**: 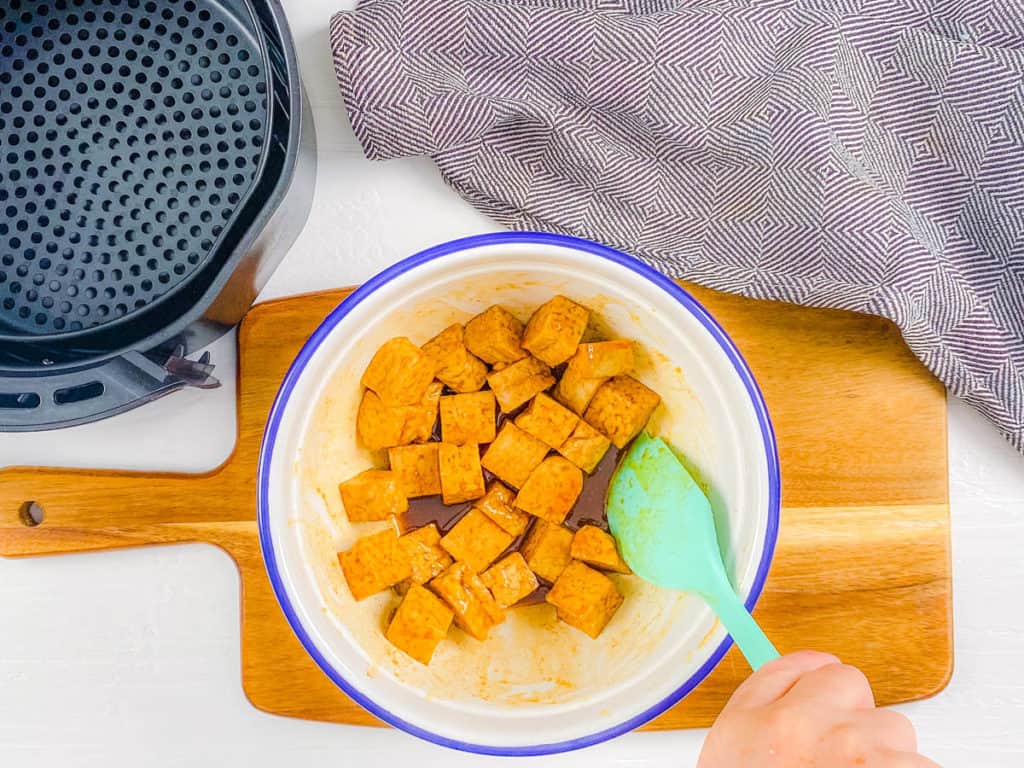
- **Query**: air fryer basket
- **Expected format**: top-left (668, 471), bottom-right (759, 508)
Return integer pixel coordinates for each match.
top-left (0, 0), bottom-right (315, 429)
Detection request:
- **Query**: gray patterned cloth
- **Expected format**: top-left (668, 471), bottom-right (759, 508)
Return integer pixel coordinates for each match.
top-left (330, 0), bottom-right (1024, 452)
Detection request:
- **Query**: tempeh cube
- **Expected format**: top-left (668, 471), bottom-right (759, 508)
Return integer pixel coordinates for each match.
top-left (568, 340), bottom-right (634, 379)
top-left (546, 560), bottom-right (624, 638)
top-left (521, 520), bottom-right (574, 583)
top-left (481, 552), bottom-right (540, 608)
top-left (584, 375), bottom-right (661, 448)
top-left (405, 381), bottom-right (443, 442)
top-left (473, 480), bottom-right (530, 536)
top-left (430, 562), bottom-right (505, 641)
top-left (421, 323), bottom-right (488, 393)
top-left (388, 443), bottom-right (441, 497)
top-left (487, 356), bottom-right (555, 412)
top-left (440, 391), bottom-right (496, 446)
top-left (356, 390), bottom-right (408, 451)
top-left (514, 392), bottom-right (579, 449)
top-left (356, 382), bottom-right (442, 451)
top-left (463, 306), bottom-right (527, 364)
top-left (438, 442), bottom-right (486, 504)
top-left (553, 364), bottom-right (606, 416)
top-left (338, 528), bottom-right (412, 601)
top-left (399, 524), bottom-right (453, 584)
top-left (571, 525), bottom-right (630, 573)
top-left (338, 468), bottom-right (408, 522)
top-left (480, 422), bottom-right (549, 489)
top-left (361, 337), bottom-right (437, 406)
top-left (514, 456), bottom-right (583, 525)
top-left (385, 584), bottom-right (454, 665)
top-left (557, 420), bottom-right (611, 474)
top-left (521, 296), bottom-right (590, 366)
top-left (439, 508), bottom-right (513, 573)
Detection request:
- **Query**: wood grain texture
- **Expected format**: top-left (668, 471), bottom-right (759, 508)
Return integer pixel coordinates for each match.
top-left (0, 284), bottom-right (952, 729)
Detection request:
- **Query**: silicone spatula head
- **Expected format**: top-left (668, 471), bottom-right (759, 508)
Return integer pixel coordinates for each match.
top-left (606, 432), bottom-right (779, 670)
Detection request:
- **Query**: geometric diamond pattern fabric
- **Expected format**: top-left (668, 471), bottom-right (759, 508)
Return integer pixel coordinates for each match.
top-left (331, 0), bottom-right (1024, 452)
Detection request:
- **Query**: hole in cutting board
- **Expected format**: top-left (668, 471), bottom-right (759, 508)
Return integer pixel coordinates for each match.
top-left (18, 501), bottom-right (45, 527)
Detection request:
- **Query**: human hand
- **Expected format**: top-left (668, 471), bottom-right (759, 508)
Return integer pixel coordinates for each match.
top-left (698, 651), bottom-right (941, 767)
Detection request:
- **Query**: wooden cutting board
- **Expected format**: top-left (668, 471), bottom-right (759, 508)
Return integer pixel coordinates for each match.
top-left (0, 285), bottom-right (952, 729)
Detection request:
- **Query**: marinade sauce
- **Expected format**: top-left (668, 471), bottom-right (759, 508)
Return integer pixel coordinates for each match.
top-left (396, 447), bottom-right (621, 606)
top-left (397, 447), bottom-right (619, 536)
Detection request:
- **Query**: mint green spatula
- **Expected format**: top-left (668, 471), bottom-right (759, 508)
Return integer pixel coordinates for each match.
top-left (607, 432), bottom-right (779, 670)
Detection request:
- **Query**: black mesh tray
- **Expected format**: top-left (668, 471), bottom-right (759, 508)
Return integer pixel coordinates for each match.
top-left (0, 0), bottom-right (311, 428)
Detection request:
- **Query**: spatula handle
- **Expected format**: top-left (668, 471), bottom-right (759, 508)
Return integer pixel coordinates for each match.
top-left (707, 586), bottom-right (780, 671)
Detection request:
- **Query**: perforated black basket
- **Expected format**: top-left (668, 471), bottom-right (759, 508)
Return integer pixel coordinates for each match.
top-left (0, 0), bottom-right (315, 429)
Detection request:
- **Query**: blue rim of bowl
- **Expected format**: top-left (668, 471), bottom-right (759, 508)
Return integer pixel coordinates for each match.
top-left (257, 231), bottom-right (781, 757)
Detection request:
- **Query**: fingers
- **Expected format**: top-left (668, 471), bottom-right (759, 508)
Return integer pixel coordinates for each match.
top-left (784, 660), bottom-right (875, 710)
top-left (724, 650), bottom-right (841, 711)
top-left (850, 709), bottom-right (918, 753)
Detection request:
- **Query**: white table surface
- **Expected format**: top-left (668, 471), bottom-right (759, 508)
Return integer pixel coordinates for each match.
top-left (3, 1), bottom-right (1024, 765)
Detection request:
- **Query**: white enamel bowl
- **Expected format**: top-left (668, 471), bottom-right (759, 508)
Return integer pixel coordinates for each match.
top-left (257, 232), bottom-right (780, 756)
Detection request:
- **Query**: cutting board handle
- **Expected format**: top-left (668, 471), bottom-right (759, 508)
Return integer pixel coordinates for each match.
top-left (0, 464), bottom-right (242, 557)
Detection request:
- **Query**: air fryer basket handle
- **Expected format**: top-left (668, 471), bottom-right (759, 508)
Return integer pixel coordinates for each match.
top-left (0, 353), bottom-right (187, 432)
